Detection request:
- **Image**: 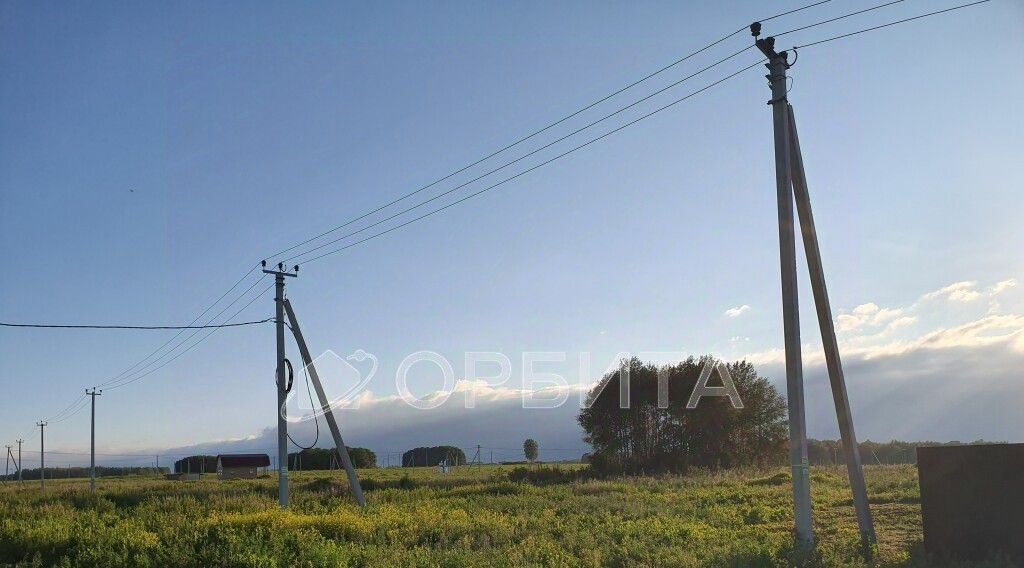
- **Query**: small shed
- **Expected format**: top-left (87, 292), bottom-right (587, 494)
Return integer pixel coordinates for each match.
top-left (216, 454), bottom-right (270, 480)
top-left (164, 472), bottom-right (200, 481)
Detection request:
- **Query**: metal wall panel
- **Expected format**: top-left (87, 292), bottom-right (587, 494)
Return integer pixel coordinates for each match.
top-left (917, 444), bottom-right (1024, 562)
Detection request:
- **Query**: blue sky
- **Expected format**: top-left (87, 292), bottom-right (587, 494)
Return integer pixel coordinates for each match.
top-left (1, 1), bottom-right (1022, 462)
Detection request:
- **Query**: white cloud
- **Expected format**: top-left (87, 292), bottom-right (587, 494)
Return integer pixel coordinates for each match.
top-left (990, 279), bottom-right (1018, 295)
top-left (747, 312), bottom-right (1024, 368)
top-left (724, 305), bottom-right (751, 318)
top-left (739, 303), bottom-right (1024, 442)
top-left (922, 281), bottom-right (983, 303)
top-left (885, 316), bottom-right (917, 332)
top-left (747, 276), bottom-right (1024, 368)
top-left (835, 302), bottom-right (904, 332)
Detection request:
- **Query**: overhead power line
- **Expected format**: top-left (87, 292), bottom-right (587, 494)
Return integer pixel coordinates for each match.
top-left (289, 0), bottom-right (997, 264)
top-left (300, 58), bottom-right (768, 264)
top-left (0, 318), bottom-right (272, 330)
top-left (791, 0), bottom-right (993, 49)
top-left (44, 393), bottom-right (88, 423)
top-left (103, 278), bottom-right (275, 391)
top-left (92, 263), bottom-right (263, 389)
top-left (773, 0), bottom-right (909, 38)
top-left (96, 274), bottom-right (271, 390)
top-left (49, 398), bottom-right (90, 424)
top-left (274, 0), bottom-right (917, 267)
top-left (263, 0), bottom-right (836, 264)
top-left (283, 44), bottom-right (756, 265)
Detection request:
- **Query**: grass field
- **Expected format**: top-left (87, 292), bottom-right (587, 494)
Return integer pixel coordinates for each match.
top-left (0, 464), bottom-right (1007, 567)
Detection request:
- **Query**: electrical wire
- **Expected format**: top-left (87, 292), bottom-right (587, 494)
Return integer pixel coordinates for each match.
top-left (95, 263), bottom-right (262, 389)
top-left (300, 58), bottom-right (767, 264)
top-left (286, 363), bottom-right (321, 451)
top-left (282, 44), bottom-right (755, 265)
top-left (262, 0), bottom-right (835, 264)
top-left (791, 0), bottom-right (993, 49)
top-left (33, 450), bottom-right (161, 457)
top-left (0, 318), bottom-right (272, 330)
top-left (96, 274), bottom-right (268, 389)
top-left (16, 268), bottom-right (267, 432)
top-left (48, 398), bottom-right (90, 424)
top-left (43, 393), bottom-right (87, 423)
top-left (773, 0), bottom-right (909, 38)
top-left (291, 0), bottom-right (997, 265)
top-left (103, 277), bottom-right (273, 391)
top-left (759, 0), bottom-right (834, 22)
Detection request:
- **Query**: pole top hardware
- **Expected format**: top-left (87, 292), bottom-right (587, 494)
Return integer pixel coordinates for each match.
top-left (750, 22), bottom-right (762, 38)
top-left (755, 36), bottom-right (789, 66)
top-left (263, 265), bottom-right (298, 278)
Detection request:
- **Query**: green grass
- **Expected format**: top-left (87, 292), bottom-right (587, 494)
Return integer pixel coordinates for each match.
top-left (0, 464), bottom-right (1007, 567)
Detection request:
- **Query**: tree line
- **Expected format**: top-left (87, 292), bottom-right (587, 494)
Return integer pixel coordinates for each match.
top-left (173, 448), bottom-right (377, 473)
top-left (3, 466), bottom-right (165, 481)
top-left (287, 447), bottom-right (376, 470)
top-left (402, 446), bottom-right (465, 467)
top-left (807, 438), bottom-right (1001, 465)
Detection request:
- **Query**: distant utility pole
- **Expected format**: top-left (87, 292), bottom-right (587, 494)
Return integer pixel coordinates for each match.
top-left (37, 421), bottom-right (47, 489)
top-left (4, 445), bottom-right (11, 483)
top-left (263, 261), bottom-right (297, 508)
top-left (16, 439), bottom-right (23, 485)
top-left (752, 24), bottom-right (875, 557)
top-left (86, 388), bottom-right (102, 493)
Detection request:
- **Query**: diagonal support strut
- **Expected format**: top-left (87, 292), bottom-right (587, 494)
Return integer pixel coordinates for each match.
top-left (787, 104), bottom-right (876, 551)
top-left (283, 298), bottom-right (366, 507)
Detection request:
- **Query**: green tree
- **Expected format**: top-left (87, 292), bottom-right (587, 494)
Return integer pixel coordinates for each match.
top-left (523, 439), bottom-right (539, 463)
top-left (578, 356), bottom-right (786, 475)
top-left (401, 446), bottom-right (465, 467)
top-left (287, 447), bottom-right (377, 470)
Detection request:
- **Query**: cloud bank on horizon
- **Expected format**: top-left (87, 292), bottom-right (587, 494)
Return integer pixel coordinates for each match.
top-left (151, 278), bottom-right (1023, 462)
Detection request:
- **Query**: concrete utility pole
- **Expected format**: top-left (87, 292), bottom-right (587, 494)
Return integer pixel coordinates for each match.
top-left (752, 24), bottom-right (875, 557)
top-left (756, 31), bottom-right (813, 550)
top-left (263, 261), bottom-right (297, 508)
top-left (37, 421), bottom-right (47, 489)
top-left (86, 388), bottom-right (102, 493)
top-left (17, 439), bottom-right (23, 485)
top-left (4, 445), bottom-right (10, 483)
